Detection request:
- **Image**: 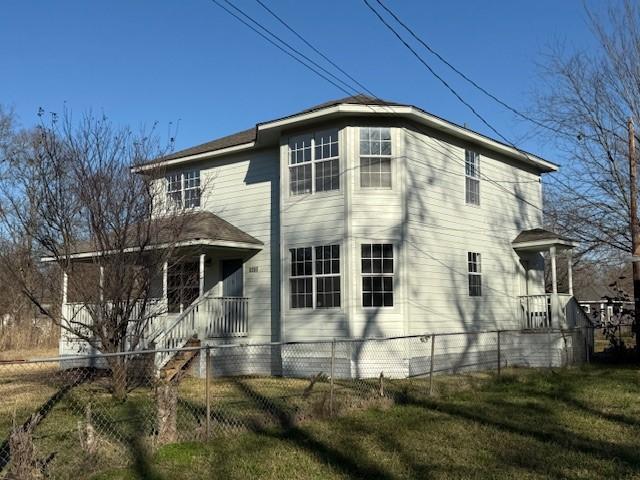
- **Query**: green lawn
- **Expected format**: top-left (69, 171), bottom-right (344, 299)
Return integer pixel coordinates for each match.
top-left (93, 365), bottom-right (640, 480)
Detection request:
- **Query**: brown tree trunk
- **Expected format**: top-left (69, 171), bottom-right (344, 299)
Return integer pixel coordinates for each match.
top-left (108, 356), bottom-right (128, 402)
top-left (155, 381), bottom-right (177, 445)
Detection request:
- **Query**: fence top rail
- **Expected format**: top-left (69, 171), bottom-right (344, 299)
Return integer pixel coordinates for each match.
top-left (1, 325), bottom-right (605, 366)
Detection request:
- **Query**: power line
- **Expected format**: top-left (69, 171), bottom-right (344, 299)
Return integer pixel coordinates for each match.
top-left (253, 0), bottom-right (372, 96)
top-left (210, 0), bottom-right (548, 215)
top-left (372, 0), bottom-right (569, 138)
top-left (361, 0), bottom-right (513, 145)
top-left (209, 0), bottom-right (356, 98)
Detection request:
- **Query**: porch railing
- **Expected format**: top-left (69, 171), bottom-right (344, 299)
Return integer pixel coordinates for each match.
top-left (150, 295), bottom-right (249, 369)
top-left (203, 297), bottom-right (249, 338)
top-left (519, 294), bottom-right (590, 330)
top-left (520, 294), bottom-right (552, 329)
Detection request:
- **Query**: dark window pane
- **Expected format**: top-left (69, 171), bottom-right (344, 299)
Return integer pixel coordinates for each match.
top-left (363, 293), bottom-right (372, 307)
top-left (362, 259), bottom-right (372, 274)
top-left (373, 293), bottom-right (383, 306)
top-left (383, 293), bottom-right (394, 306)
top-left (383, 259), bottom-right (393, 273)
top-left (372, 259), bottom-right (382, 274)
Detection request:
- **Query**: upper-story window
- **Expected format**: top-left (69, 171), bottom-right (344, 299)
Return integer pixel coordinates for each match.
top-left (166, 170), bottom-right (201, 209)
top-left (288, 129), bottom-right (340, 196)
top-left (465, 150), bottom-right (480, 205)
top-left (360, 127), bottom-right (392, 188)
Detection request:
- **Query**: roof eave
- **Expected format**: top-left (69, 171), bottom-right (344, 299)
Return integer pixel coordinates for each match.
top-left (512, 238), bottom-right (578, 251)
top-left (40, 238), bottom-right (263, 263)
top-left (258, 104), bottom-right (558, 173)
top-left (136, 103), bottom-right (558, 174)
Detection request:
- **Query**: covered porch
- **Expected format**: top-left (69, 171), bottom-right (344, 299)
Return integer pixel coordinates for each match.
top-left (512, 229), bottom-right (581, 329)
top-left (58, 211), bottom-right (263, 355)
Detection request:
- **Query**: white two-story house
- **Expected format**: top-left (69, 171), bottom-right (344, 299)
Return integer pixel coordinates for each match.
top-left (59, 95), bottom-right (589, 376)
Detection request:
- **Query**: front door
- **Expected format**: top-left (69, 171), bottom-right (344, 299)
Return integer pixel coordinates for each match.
top-left (222, 259), bottom-right (244, 297)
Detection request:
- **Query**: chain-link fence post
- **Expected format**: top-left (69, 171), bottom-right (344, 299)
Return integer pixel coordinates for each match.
top-left (429, 334), bottom-right (435, 396)
top-left (497, 330), bottom-right (501, 376)
top-left (205, 346), bottom-right (211, 439)
top-left (330, 338), bottom-right (335, 417)
top-left (585, 326), bottom-right (590, 364)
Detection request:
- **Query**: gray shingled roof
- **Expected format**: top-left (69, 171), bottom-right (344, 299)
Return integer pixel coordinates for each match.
top-left (512, 228), bottom-right (574, 244)
top-left (151, 95), bottom-right (402, 164)
top-left (67, 211), bottom-right (262, 256)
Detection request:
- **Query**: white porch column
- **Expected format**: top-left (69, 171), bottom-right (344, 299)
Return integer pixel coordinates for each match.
top-left (62, 271), bottom-right (68, 307)
top-left (99, 265), bottom-right (105, 303)
top-left (550, 246), bottom-right (558, 295)
top-left (549, 245), bottom-right (559, 328)
top-left (162, 261), bottom-right (168, 307)
top-left (199, 253), bottom-right (206, 297)
top-left (566, 250), bottom-right (573, 296)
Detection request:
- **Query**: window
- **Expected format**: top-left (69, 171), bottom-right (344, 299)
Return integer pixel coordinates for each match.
top-left (166, 170), bottom-right (201, 209)
top-left (468, 252), bottom-right (482, 296)
top-left (167, 261), bottom-right (200, 313)
top-left (361, 243), bottom-right (394, 307)
top-left (314, 130), bottom-right (340, 192)
top-left (315, 245), bottom-right (340, 308)
top-left (288, 130), bottom-right (339, 196)
top-left (360, 127), bottom-right (392, 188)
top-left (465, 150), bottom-right (480, 205)
top-left (289, 245), bottom-right (341, 309)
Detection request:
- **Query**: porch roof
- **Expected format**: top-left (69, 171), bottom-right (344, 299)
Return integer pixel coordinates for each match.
top-left (42, 211), bottom-right (263, 261)
top-left (512, 228), bottom-right (577, 252)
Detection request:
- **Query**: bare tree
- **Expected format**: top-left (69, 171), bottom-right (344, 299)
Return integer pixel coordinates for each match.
top-left (535, 1), bottom-right (640, 265)
top-left (0, 108), bottom-right (189, 399)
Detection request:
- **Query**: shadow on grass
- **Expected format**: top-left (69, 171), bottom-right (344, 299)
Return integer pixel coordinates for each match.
top-left (0, 368), bottom-right (97, 474)
top-left (398, 381), bottom-right (640, 471)
top-left (229, 377), bottom-right (397, 480)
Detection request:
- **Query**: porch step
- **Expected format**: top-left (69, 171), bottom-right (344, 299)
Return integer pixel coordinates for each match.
top-left (160, 337), bottom-right (201, 383)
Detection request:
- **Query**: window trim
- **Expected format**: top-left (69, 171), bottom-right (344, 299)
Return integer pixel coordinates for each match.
top-left (288, 129), bottom-right (340, 197)
top-left (359, 127), bottom-right (393, 190)
top-left (166, 169), bottom-right (201, 210)
top-left (289, 244), bottom-right (342, 310)
top-left (360, 243), bottom-right (395, 308)
top-left (465, 149), bottom-right (480, 206)
top-left (467, 252), bottom-right (482, 297)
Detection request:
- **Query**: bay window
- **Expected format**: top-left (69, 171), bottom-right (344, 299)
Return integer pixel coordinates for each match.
top-left (360, 127), bottom-right (392, 188)
top-left (288, 129), bottom-right (340, 196)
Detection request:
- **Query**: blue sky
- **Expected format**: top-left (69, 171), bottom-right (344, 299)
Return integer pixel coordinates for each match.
top-left (1, 0), bottom-right (604, 163)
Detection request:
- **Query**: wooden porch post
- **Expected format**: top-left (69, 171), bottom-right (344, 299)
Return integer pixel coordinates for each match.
top-left (566, 250), bottom-right (573, 297)
top-left (199, 253), bottom-right (206, 297)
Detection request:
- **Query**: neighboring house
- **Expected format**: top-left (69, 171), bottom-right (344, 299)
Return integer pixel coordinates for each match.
top-left (57, 95), bottom-right (590, 376)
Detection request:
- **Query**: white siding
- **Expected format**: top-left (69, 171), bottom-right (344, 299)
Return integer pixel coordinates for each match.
top-left (279, 128), bottom-right (348, 341)
top-left (163, 149), bottom-right (280, 344)
top-left (403, 124), bottom-right (544, 334)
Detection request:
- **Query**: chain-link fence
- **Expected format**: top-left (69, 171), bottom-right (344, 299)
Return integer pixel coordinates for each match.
top-left (0, 326), bottom-right (595, 479)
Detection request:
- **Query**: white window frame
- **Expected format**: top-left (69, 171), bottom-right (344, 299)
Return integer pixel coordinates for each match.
top-left (465, 150), bottom-right (480, 205)
top-left (166, 169), bottom-right (201, 209)
top-left (359, 127), bottom-right (393, 189)
top-left (468, 252), bottom-right (482, 297)
top-left (289, 244), bottom-right (341, 309)
top-left (288, 129), bottom-right (340, 196)
top-left (289, 246), bottom-right (313, 309)
top-left (361, 243), bottom-right (394, 308)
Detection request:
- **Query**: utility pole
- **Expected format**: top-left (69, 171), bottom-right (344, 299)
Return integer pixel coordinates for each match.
top-left (627, 117), bottom-right (640, 351)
